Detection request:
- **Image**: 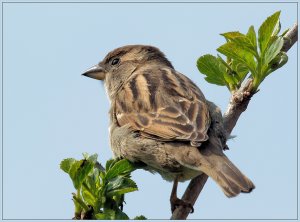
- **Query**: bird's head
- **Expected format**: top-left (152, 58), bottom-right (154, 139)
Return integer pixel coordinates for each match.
top-left (82, 45), bottom-right (173, 81)
top-left (82, 45), bottom-right (173, 99)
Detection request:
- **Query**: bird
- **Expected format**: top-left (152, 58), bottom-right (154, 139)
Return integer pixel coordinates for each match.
top-left (82, 45), bottom-right (255, 213)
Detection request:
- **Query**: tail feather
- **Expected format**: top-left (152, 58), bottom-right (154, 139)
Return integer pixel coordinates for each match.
top-left (202, 155), bottom-right (255, 197)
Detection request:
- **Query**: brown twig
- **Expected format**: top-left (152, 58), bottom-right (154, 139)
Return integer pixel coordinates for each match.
top-left (171, 23), bottom-right (298, 220)
top-left (282, 23), bottom-right (298, 53)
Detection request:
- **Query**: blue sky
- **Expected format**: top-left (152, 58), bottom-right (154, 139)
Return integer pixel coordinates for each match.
top-left (1, 1), bottom-right (298, 220)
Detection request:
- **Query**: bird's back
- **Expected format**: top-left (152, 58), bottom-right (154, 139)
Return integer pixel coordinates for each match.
top-left (114, 65), bottom-right (211, 146)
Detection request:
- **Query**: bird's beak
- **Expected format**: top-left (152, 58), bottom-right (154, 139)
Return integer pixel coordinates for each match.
top-left (82, 64), bottom-right (106, 80)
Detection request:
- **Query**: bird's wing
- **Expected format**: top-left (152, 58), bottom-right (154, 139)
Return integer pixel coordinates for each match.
top-left (114, 66), bottom-right (210, 146)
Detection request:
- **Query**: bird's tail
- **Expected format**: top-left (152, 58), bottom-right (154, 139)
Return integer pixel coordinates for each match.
top-left (200, 155), bottom-right (255, 197)
top-left (176, 145), bottom-right (255, 197)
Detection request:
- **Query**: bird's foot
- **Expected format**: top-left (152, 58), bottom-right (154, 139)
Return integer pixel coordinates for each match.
top-left (170, 197), bottom-right (194, 213)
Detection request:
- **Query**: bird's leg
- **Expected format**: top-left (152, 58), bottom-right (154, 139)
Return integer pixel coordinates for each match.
top-left (170, 176), bottom-right (194, 213)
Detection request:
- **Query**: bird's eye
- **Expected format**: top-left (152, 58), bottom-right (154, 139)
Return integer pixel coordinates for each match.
top-left (111, 58), bottom-right (120, 66)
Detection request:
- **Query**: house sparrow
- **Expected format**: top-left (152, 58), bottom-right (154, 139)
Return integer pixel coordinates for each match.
top-left (82, 45), bottom-right (255, 213)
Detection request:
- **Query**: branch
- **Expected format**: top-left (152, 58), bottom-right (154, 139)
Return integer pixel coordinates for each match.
top-left (170, 174), bottom-right (208, 219)
top-left (282, 23), bottom-right (298, 53)
top-left (171, 23), bottom-right (298, 220)
top-left (223, 79), bottom-right (254, 136)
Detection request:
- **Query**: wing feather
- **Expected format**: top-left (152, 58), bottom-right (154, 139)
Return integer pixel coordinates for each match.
top-left (114, 66), bottom-right (210, 146)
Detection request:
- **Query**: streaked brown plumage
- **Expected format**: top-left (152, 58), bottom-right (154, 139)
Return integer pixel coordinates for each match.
top-left (115, 66), bottom-right (210, 146)
top-left (83, 45), bottom-right (255, 212)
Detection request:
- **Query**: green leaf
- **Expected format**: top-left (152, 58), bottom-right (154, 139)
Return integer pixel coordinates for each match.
top-left (216, 55), bottom-right (240, 88)
top-left (231, 60), bottom-right (249, 83)
top-left (217, 42), bottom-right (256, 75)
top-left (221, 31), bottom-right (245, 41)
top-left (105, 159), bottom-right (136, 180)
top-left (105, 159), bottom-right (116, 171)
top-left (221, 31), bottom-right (257, 56)
top-left (134, 215), bottom-right (147, 220)
top-left (82, 190), bottom-right (96, 206)
top-left (264, 36), bottom-right (284, 64)
top-left (94, 213), bottom-right (107, 220)
top-left (272, 20), bottom-right (281, 37)
top-left (82, 152), bottom-right (89, 159)
top-left (82, 182), bottom-right (97, 206)
top-left (85, 170), bottom-right (100, 194)
top-left (258, 11), bottom-right (281, 53)
top-left (107, 186), bottom-right (138, 197)
top-left (266, 52), bottom-right (288, 75)
top-left (95, 209), bottom-right (116, 220)
top-left (115, 208), bottom-right (130, 220)
top-left (197, 54), bottom-right (226, 86)
top-left (216, 57), bottom-right (237, 87)
top-left (106, 176), bottom-right (138, 197)
top-left (69, 159), bottom-right (95, 189)
top-left (216, 54), bottom-right (232, 71)
top-left (60, 158), bottom-right (76, 173)
top-left (246, 26), bottom-right (257, 50)
top-left (87, 153), bottom-right (98, 163)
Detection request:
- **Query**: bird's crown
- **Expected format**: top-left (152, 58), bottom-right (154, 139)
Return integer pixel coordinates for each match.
top-left (102, 45), bottom-right (174, 68)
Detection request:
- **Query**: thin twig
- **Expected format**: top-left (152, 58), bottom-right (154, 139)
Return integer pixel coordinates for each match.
top-left (171, 23), bottom-right (298, 220)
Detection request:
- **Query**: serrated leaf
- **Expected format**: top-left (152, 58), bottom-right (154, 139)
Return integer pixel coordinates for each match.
top-left (197, 54), bottom-right (226, 86)
top-left (105, 159), bottom-right (136, 180)
top-left (60, 158), bottom-right (76, 174)
top-left (247, 26), bottom-right (257, 49)
top-left (221, 31), bottom-right (257, 56)
top-left (264, 36), bottom-right (284, 64)
top-left (106, 176), bottom-right (138, 197)
top-left (258, 11), bottom-right (281, 53)
top-left (221, 31), bottom-right (245, 40)
top-left (217, 42), bottom-right (256, 75)
top-left (106, 176), bottom-right (137, 191)
top-left (69, 159), bottom-right (95, 189)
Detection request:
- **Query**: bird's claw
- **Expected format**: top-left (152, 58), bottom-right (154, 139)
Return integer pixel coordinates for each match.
top-left (171, 197), bottom-right (194, 213)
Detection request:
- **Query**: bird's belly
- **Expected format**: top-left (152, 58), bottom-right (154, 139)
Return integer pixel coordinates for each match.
top-left (109, 122), bottom-right (203, 182)
top-left (146, 166), bottom-right (203, 182)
